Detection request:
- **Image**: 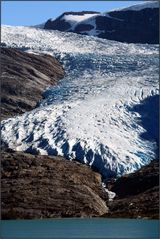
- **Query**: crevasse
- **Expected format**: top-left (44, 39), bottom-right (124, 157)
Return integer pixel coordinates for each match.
top-left (1, 26), bottom-right (159, 178)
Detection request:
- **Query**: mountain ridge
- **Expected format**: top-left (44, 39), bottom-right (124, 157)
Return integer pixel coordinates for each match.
top-left (43, 1), bottom-right (159, 44)
top-left (1, 20), bottom-right (159, 218)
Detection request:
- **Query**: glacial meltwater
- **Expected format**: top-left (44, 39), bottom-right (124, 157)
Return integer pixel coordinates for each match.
top-left (1, 218), bottom-right (159, 238)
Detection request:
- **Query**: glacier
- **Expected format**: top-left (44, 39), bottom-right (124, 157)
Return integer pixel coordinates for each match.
top-left (111, 1), bottom-right (159, 12)
top-left (1, 25), bottom-right (159, 179)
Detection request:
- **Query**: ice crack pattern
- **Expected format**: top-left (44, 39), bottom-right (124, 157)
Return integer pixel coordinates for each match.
top-left (1, 26), bottom-right (159, 178)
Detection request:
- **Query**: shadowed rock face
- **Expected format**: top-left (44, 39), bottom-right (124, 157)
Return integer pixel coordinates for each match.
top-left (103, 160), bottom-right (159, 219)
top-left (1, 48), bottom-right (64, 120)
top-left (44, 11), bottom-right (99, 31)
top-left (97, 8), bottom-right (159, 44)
top-left (1, 151), bottom-right (108, 219)
top-left (44, 8), bottom-right (159, 44)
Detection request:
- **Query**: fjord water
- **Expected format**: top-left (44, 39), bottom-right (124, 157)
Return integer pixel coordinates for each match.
top-left (1, 219), bottom-right (159, 238)
top-left (1, 26), bottom-right (159, 178)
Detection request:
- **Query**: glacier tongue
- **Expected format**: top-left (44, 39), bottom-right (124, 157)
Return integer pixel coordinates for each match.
top-left (1, 26), bottom-right (159, 178)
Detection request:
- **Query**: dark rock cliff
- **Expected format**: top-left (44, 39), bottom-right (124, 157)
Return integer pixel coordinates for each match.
top-left (44, 7), bottom-right (159, 44)
top-left (1, 151), bottom-right (108, 219)
top-left (98, 8), bottom-right (159, 44)
top-left (1, 47), bottom-right (109, 219)
top-left (1, 48), bottom-right (64, 120)
top-left (44, 11), bottom-right (99, 31)
top-left (1, 47), bottom-right (159, 219)
top-left (103, 160), bottom-right (159, 219)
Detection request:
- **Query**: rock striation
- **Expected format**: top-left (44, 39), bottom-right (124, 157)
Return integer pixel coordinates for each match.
top-left (1, 47), bottom-right (109, 219)
top-left (103, 160), bottom-right (159, 219)
top-left (1, 48), bottom-right (64, 120)
top-left (1, 151), bottom-right (108, 219)
top-left (1, 45), bottom-right (158, 219)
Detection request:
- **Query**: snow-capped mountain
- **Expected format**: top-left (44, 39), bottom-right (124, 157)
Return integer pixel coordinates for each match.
top-left (44, 11), bottom-right (99, 32)
top-left (43, 1), bottom-right (159, 44)
top-left (1, 25), bottom-right (159, 179)
top-left (111, 1), bottom-right (159, 11)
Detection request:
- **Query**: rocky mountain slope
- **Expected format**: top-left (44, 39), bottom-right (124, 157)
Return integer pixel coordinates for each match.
top-left (104, 159), bottom-right (159, 219)
top-left (2, 149), bottom-right (158, 219)
top-left (1, 48), bottom-right (64, 120)
top-left (2, 26), bottom-right (159, 178)
top-left (1, 20), bottom-right (159, 219)
top-left (1, 47), bottom-right (109, 219)
top-left (43, 1), bottom-right (159, 44)
top-left (1, 150), bottom-right (108, 219)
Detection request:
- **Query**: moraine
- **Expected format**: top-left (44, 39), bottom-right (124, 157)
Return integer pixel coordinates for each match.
top-left (1, 25), bottom-right (159, 179)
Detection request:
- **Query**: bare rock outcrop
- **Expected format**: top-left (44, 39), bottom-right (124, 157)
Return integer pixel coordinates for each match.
top-left (44, 4), bottom-right (159, 44)
top-left (1, 47), bottom-right (158, 220)
top-left (1, 47), bottom-right (109, 219)
top-left (103, 160), bottom-right (159, 219)
top-left (1, 48), bottom-right (64, 120)
top-left (1, 151), bottom-right (108, 219)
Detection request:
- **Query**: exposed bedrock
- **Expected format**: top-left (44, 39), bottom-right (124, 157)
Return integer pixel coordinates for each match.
top-left (1, 47), bottom-right (64, 120)
top-left (44, 11), bottom-right (99, 31)
top-left (1, 46), bottom-right (159, 219)
top-left (44, 7), bottom-right (159, 44)
top-left (1, 151), bottom-right (108, 219)
top-left (1, 47), bottom-right (109, 219)
top-left (102, 159), bottom-right (159, 219)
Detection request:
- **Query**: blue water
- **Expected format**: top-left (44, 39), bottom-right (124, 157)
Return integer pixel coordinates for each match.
top-left (0, 219), bottom-right (159, 239)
